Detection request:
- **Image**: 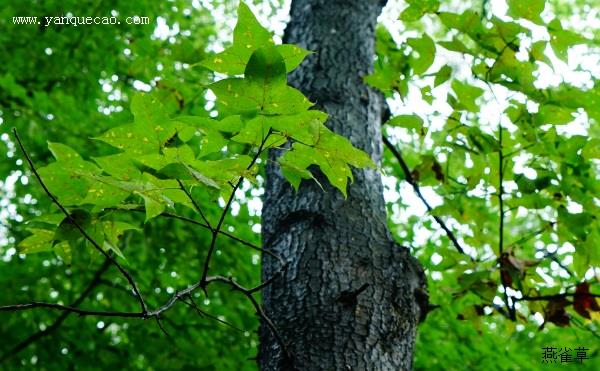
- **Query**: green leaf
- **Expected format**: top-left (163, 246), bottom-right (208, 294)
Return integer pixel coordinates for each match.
top-left (438, 37), bottom-right (472, 55)
top-left (18, 228), bottom-right (55, 254)
top-left (170, 116), bottom-right (228, 156)
top-left (232, 2), bottom-right (273, 57)
top-left (231, 115), bottom-right (287, 147)
top-left (53, 241), bottom-right (72, 265)
top-left (507, 0), bottom-right (545, 24)
top-left (400, 0), bottom-right (440, 22)
top-left (93, 153), bottom-right (141, 181)
top-left (515, 175), bottom-right (536, 194)
top-left (95, 122), bottom-right (159, 155)
top-left (408, 34), bottom-right (436, 75)
top-left (280, 126), bottom-right (375, 197)
top-left (582, 139), bottom-right (600, 160)
top-left (82, 217), bottom-right (105, 253)
top-left (558, 206), bottom-right (593, 240)
top-left (102, 221), bottom-right (140, 260)
top-left (199, 2), bottom-right (274, 74)
top-left (574, 230), bottom-right (600, 277)
top-left (81, 181), bottom-right (131, 211)
top-left (29, 213), bottom-right (65, 226)
top-left (278, 157), bottom-right (322, 192)
top-left (245, 46), bottom-right (287, 88)
top-left (192, 156), bottom-right (254, 185)
top-left (271, 110), bottom-right (328, 145)
top-left (275, 44), bottom-right (312, 72)
top-left (95, 94), bottom-right (175, 155)
top-left (434, 66), bottom-right (452, 87)
top-left (160, 163), bottom-right (220, 189)
top-left (209, 77), bottom-right (311, 116)
top-left (141, 193), bottom-right (166, 223)
top-left (37, 163), bottom-right (95, 205)
top-left (530, 41), bottom-right (548, 63)
top-left (548, 19), bottom-right (587, 62)
top-left (438, 11), bottom-right (481, 33)
top-left (48, 142), bottom-right (84, 163)
top-left (386, 114), bottom-right (424, 131)
top-left (451, 80), bottom-right (484, 112)
top-left (218, 115), bottom-right (244, 133)
top-left (534, 104), bottom-right (574, 126)
top-left (209, 45), bottom-right (311, 116)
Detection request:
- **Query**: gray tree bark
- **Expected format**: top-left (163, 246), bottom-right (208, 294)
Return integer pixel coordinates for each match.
top-left (261, 1), bottom-right (427, 370)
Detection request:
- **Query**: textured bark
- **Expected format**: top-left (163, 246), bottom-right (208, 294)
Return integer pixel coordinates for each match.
top-left (260, 1), bottom-right (427, 370)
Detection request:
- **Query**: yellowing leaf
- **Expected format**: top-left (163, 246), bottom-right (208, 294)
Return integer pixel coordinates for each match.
top-left (18, 229), bottom-right (54, 254)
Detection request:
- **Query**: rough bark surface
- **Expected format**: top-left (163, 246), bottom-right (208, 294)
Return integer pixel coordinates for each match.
top-left (261, 1), bottom-right (427, 370)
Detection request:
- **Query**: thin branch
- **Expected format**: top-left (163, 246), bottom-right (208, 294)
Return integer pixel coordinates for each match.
top-left (497, 106), bottom-right (516, 321)
top-left (508, 224), bottom-right (554, 248)
top-left (181, 294), bottom-right (245, 332)
top-left (515, 292), bottom-right (600, 302)
top-left (382, 135), bottom-right (471, 259)
top-left (570, 316), bottom-right (600, 340)
top-left (0, 302), bottom-right (143, 317)
top-left (498, 119), bottom-right (505, 259)
top-left (504, 143), bottom-right (535, 158)
top-left (146, 282), bottom-right (202, 317)
top-left (248, 263), bottom-right (289, 294)
top-left (12, 128), bottom-right (148, 314)
top-left (177, 179), bottom-right (213, 232)
top-left (205, 275), bottom-right (293, 362)
top-left (110, 208), bottom-right (284, 265)
top-left (154, 316), bottom-right (171, 337)
top-left (200, 131), bottom-right (272, 285)
top-left (547, 254), bottom-right (574, 278)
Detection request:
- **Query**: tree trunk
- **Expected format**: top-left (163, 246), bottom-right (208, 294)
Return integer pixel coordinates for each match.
top-left (261, 1), bottom-right (427, 370)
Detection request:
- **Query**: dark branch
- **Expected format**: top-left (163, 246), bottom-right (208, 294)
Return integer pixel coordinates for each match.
top-left (181, 294), bottom-right (245, 332)
top-left (205, 275), bottom-right (293, 362)
top-left (497, 121), bottom-right (516, 321)
top-left (110, 208), bottom-right (285, 265)
top-left (515, 292), bottom-right (600, 302)
top-left (0, 302), bottom-right (143, 317)
top-left (382, 135), bottom-right (470, 258)
top-left (177, 179), bottom-right (214, 232)
top-left (200, 130), bottom-right (272, 285)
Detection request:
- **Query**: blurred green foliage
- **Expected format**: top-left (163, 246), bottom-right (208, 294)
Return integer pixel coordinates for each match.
top-left (0, 0), bottom-right (599, 370)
